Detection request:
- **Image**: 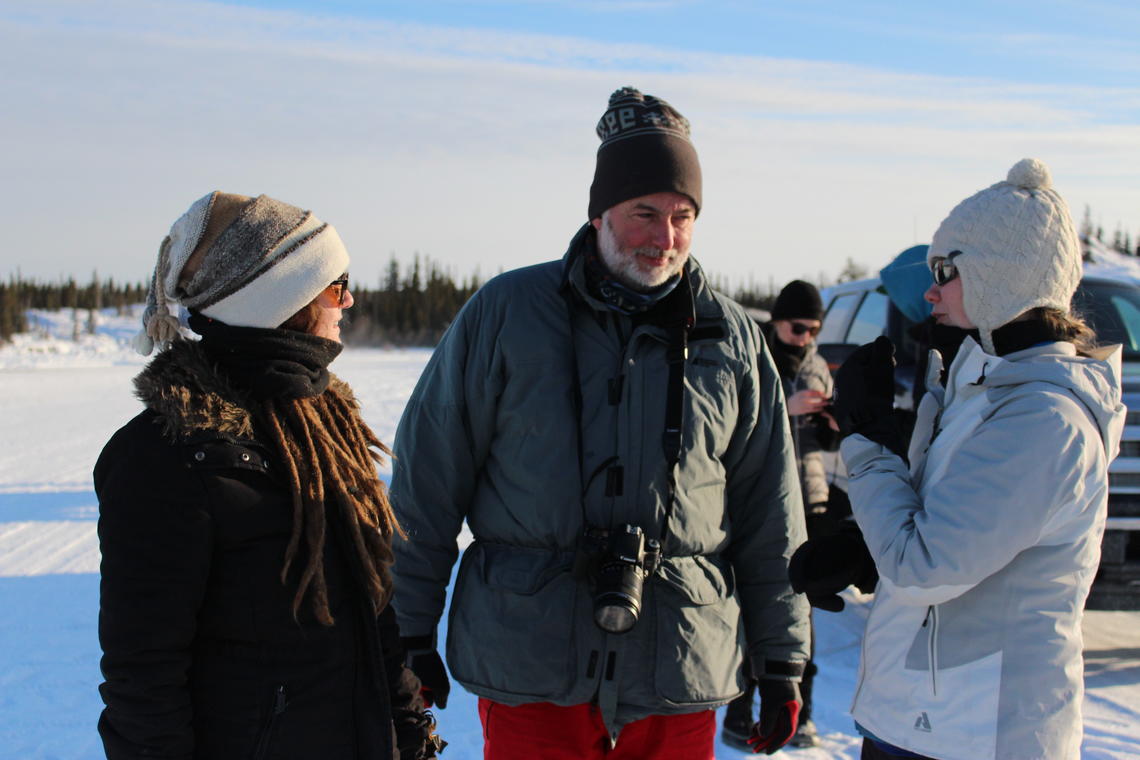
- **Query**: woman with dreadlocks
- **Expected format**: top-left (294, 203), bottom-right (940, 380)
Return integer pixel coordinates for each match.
top-left (95, 192), bottom-right (445, 760)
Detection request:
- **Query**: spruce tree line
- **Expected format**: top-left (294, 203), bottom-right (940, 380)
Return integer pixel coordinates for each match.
top-left (0, 280), bottom-right (28, 342)
top-left (0, 274), bottom-right (149, 343)
top-left (6, 207), bottom-right (1137, 347)
top-left (343, 255), bottom-right (484, 346)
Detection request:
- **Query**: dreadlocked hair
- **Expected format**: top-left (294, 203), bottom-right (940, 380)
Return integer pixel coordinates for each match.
top-left (256, 383), bottom-right (405, 625)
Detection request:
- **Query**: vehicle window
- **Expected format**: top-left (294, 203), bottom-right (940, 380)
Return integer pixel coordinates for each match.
top-left (848, 291), bottom-right (889, 346)
top-left (1074, 280), bottom-right (1140, 360)
top-left (887, 302), bottom-right (920, 367)
top-left (820, 293), bottom-right (861, 344)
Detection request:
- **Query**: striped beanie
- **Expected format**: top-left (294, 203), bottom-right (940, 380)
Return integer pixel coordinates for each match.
top-left (134, 192), bottom-right (350, 355)
top-left (588, 87), bottom-right (702, 220)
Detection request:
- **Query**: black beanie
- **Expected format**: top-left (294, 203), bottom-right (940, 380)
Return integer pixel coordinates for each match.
top-left (771, 280), bottom-right (823, 321)
top-left (588, 87), bottom-right (702, 220)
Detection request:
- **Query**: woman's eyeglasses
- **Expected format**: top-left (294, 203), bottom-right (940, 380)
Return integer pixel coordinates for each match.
top-left (328, 275), bottom-right (350, 306)
top-left (790, 321), bottom-right (820, 336)
top-left (931, 256), bottom-right (960, 286)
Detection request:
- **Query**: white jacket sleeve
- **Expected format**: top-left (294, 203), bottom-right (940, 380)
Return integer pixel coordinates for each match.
top-left (841, 390), bottom-right (1101, 606)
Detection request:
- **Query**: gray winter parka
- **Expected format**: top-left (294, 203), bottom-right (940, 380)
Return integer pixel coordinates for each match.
top-left (762, 325), bottom-right (834, 507)
top-left (841, 337), bottom-right (1125, 760)
top-left (390, 224), bottom-right (810, 732)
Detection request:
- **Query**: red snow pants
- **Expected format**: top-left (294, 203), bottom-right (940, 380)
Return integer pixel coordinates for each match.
top-left (478, 698), bottom-right (716, 759)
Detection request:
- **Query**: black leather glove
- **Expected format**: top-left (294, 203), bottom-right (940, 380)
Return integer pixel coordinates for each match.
top-left (789, 521), bottom-right (878, 612)
top-left (749, 679), bottom-right (801, 754)
top-left (401, 635), bottom-right (450, 710)
top-left (833, 336), bottom-right (906, 457)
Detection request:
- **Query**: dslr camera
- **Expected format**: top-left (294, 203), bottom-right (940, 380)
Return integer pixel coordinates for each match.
top-left (575, 524), bottom-right (661, 634)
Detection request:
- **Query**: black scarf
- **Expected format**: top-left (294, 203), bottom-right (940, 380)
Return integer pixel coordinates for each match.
top-left (987, 318), bottom-right (1060, 357)
top-left (188, 313), bottom-right (342, 400)
top-left (761, 322), bottom-right (807, 380)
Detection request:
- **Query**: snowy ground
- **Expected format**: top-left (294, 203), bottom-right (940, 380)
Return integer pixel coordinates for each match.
top-left (1, 309), bottom-right (1138, 759)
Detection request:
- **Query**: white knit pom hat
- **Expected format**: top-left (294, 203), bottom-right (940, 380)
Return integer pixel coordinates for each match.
top-left (134, 191), bottom-right (350, 355)
top-left (927, 158), bottom-right (1081, 354)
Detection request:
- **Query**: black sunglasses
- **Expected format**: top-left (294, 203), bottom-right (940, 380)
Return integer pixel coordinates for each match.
top-left (329, 275), bottom-right (350, 306)
top-left (931, 253), bottom-right (960, 286)
top-left (789, 321), bottom-right (821, 336)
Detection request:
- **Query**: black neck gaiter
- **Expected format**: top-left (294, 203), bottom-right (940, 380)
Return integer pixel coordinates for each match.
top-left (988, 318), bottom-right (1059, 357)
top-left (188, 313), bottom-right (343, 400)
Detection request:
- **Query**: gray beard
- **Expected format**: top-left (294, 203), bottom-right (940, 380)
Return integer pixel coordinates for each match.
top-left (596, 217), bottom-right (685, 293)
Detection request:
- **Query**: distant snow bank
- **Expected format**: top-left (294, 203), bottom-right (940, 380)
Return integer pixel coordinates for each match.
top-left (0, 307), bottom-right (147, 370)
top-left (1083, 237), bottom-right (1140, 283)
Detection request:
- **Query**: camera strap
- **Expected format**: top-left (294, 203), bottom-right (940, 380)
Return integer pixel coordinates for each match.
top-left (560, 256), bottom-right (693, 549)
top-left (661, 320), bottom-right (689, 526)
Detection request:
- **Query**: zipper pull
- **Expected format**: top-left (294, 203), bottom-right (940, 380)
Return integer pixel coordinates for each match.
top-left (273, 685), bottom-right (287, 714)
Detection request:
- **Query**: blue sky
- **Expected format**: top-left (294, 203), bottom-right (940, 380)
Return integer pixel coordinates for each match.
top-left (222, 0), bottom-right (1140, 90)
top-left (2, 0), bottom-right (1138, 289)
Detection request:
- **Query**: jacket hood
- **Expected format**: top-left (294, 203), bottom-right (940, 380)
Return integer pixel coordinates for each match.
top-left (958, 336), bottom-right (1126, 460)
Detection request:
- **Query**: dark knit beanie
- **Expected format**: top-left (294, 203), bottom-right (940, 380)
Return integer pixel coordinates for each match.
top-left (771, 280), bottom-right (823, 321)
top-left (588, 87), bottom-right (702, 220)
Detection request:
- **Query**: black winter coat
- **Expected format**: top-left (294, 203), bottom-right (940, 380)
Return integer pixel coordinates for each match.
top-left (95, 346), bottom-right (425, 760)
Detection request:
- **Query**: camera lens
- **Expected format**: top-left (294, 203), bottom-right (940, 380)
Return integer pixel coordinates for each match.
top-left (594, 599), bottom-right (638, 634)
top-left (585, 525), bottom-right (653, 634)
top-left (593, 558), bottom-right (645, 633)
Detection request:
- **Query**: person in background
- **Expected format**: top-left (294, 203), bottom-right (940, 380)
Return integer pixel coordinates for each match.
top-left (389, 87), bottom-right (810, 759)
top-left (818, 158), bottom-right (1124, 759)
top-left (723, 280), bottom-right (834, 749)
top-left (95, 192), bottom-right (444, 759)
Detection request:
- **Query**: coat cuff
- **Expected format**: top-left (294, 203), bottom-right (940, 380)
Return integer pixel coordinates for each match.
top-left (750, 657), bottom-right (807, 681)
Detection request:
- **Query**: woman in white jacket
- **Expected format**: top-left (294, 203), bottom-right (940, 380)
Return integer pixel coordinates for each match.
top-left (828, 158), bottom-right (1125, 760)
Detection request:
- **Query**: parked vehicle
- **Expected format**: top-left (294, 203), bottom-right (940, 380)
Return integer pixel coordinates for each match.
top-left (817, 272), bottom-right (1140, 609)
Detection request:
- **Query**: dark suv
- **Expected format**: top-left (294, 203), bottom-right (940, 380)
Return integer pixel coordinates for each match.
top-left (818, 274), bottom-right (1140, 609)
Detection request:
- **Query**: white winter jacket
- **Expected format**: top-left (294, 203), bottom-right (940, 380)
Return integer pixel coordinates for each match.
top-left (841, 337), bottom-right (1124, 760)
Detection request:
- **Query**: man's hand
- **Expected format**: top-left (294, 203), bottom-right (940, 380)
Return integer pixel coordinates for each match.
top-left (788, 522), bottom-right (879, 611)
top-left (401, 635), bottom-right (451, 710)
top-left (786, 388), bottom-right (829, 417)
top-left (749, 680), bottom-right (801, 754)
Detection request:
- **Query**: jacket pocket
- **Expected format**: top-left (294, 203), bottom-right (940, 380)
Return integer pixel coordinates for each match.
top-left (653, 555), bottom-right (742, 704)
top-left (446, 542), bottom-right (577, 700)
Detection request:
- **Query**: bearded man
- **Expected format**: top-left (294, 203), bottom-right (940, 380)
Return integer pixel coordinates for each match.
top-left (390, 87), bottom-right (810, 759)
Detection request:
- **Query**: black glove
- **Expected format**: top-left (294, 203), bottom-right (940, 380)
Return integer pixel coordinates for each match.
top-left (832, 336), bottom-right (906, 457)
top-left (749, 679), bottom-right (801, 754)
top-left (401, 635), bottom-right (451, 710)
top-left (394, 708), bottom-right (447, 759)
top-left (789, 521), bottom-right (878, 612)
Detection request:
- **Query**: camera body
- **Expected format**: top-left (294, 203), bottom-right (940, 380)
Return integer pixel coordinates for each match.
top-left (575, 524), bottom-right (661, 634)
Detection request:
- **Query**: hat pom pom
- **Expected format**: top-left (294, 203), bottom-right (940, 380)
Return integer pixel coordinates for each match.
top-left (609, 86), bottom-right (644, 106)
top-left (132, 330), bottom-right (155, 356)
top-left (133, 311), bottom-right (182, 355)
top-left (1007, 158), bottom-right (1052, 190)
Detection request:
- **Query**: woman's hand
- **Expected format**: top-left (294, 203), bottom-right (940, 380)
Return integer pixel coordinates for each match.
top-left (787, 389), bottom-right (829, 417)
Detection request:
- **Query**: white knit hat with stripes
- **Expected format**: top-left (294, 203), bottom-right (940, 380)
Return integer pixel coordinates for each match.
top-left (134, 191), bottom-right (350, 354)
